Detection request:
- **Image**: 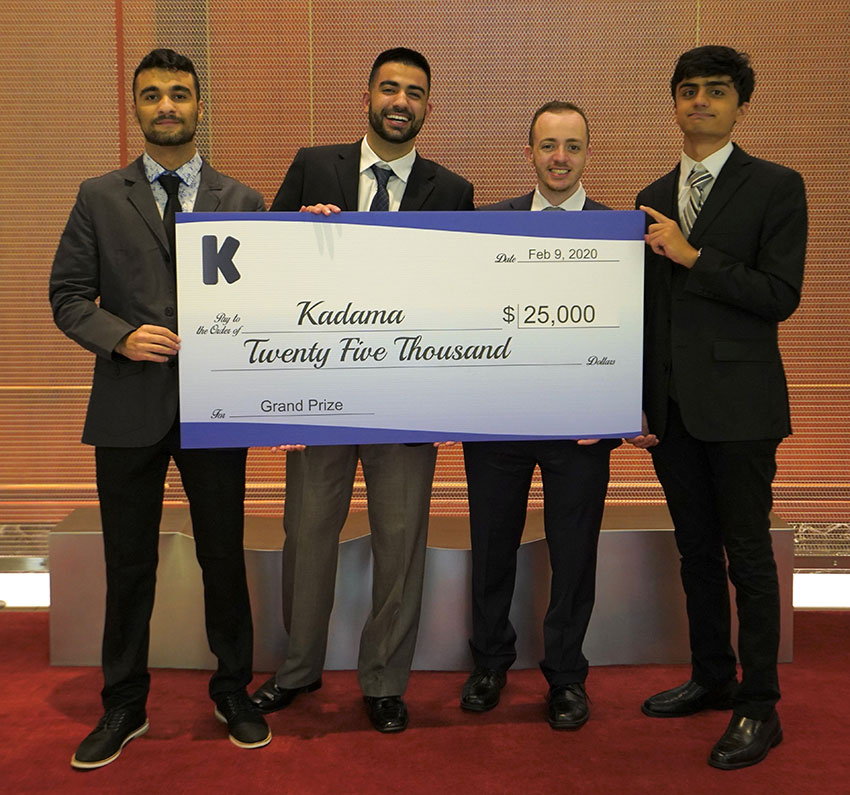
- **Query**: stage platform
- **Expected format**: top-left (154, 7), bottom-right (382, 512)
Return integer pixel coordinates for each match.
top-left (49, 505), bottom-right (793, 670)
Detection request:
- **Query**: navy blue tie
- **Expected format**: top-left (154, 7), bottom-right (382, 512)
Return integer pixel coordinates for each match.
top-left (370, 165), bottom-right (392, 211)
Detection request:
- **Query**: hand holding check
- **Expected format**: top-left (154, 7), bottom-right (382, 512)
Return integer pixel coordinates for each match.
top-left (115, 324), bottom-right (180, 363)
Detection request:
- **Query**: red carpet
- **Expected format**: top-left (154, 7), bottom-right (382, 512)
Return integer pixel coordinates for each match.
top-left (0, 610), bottom-right (847, 793)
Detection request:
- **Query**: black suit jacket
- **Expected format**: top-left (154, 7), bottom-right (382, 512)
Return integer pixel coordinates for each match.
top-left (479, 190), bottom-right (608, 212)
top-left (50, 157), bottom-right (265, 447)
top-left (637, 144), bottom-right (807, 442)
top-left (270, 142), bottom-right (474, 212)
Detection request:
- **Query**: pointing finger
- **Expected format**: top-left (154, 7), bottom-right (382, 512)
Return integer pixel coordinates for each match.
top-left (639, 205), bottom-right (671, 224)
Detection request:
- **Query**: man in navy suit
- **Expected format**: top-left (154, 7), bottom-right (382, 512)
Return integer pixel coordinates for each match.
top-left (50, 49), bottom-right (269, 769)
top-left (250, 48), bottom-right (474, 733)
top-left (630, 46), bottom-right (807, 769)
top-left (460, 102), bottom-right (619, 730)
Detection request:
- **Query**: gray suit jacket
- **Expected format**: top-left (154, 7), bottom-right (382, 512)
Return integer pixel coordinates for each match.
top-left (270, 142), bottom-right (474, 211)
top-left (49, 156), bottom-right (265, 447)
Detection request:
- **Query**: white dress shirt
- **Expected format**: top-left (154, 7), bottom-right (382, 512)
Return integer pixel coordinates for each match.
top-left (677, 141), bottom-right (733, 219)
top-left (357, 136), bottom-right (417, 211)
top-left (530, 183), bottom-right (587, 211)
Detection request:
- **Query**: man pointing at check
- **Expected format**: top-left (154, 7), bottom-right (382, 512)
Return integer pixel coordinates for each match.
top-left (630, 46), bottom-right (806, 770)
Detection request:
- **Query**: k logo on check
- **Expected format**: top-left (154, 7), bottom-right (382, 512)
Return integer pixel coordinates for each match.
top-left (202, 235), bottom-right (241, 284)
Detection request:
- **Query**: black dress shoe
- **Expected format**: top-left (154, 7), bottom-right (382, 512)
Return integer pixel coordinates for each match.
top-left (364, 695), bottom-right (408, 733)
top-left (460, 666), bottom-right (507, 712)
top-left (641, 678), bottom-right (737, 718)
top-left (708, 711), bottom-right (783, 770)
top-left (547, 683), bottom-right (589, 730)
top-left (71, 708), bottom-right (149, 769)
top-left (250, 676), bottom-right (321, 714)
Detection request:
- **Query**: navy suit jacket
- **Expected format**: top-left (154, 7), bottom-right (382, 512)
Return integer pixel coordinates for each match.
top-left (50, 157), bottom-right (265, 447)
top-left (637, 143), bottom-right (807, 442)
top-left (271, 141), bottom-right (474, 212)
top-left (479, 190), bottom-right (608, 212)
top-left (476, 189), bottom-right (620, 451)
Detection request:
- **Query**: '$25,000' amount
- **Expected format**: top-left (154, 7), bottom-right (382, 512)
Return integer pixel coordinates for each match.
top-left (502, 304), bottom-right (598, 326)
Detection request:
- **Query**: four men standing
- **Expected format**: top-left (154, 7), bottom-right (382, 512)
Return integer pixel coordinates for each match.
top-left (51, 43), bottom-right (804, 772)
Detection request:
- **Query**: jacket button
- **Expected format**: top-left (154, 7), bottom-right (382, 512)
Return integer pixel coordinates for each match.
top-left (164, 307), bottom-right (175, 317)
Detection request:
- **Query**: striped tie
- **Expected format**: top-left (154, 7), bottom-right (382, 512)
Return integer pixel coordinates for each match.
top-left (369, 165), bottom-right (392, 211)
top-left (681, 164), bottom-right (713, 237)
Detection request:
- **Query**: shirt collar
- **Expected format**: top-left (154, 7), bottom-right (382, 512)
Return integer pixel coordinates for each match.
top-left (142, 150), bottom-right (203, 186)
top-left (359, 136), bottom-right (416, 183)
top-left (531, 183), bottom-right (587, 211)
top-left (680, 140), bottom-right (734, 181)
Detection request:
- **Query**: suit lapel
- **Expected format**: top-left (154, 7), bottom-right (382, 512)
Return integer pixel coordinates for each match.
top-left (513, 192), bottom-right (534, 210)
top-left (688, 145), bottom-right (751, 243)
top-left (665, 165), bottom-right (681, 221)
top-left (193, 162), bottom-right (223, 212)
top-left (333, 144), bottom-right (360, 210)
top-left (123, 158), bottom-right (169, 252)
top-left (650, 167), bottom-right (680, 295)
top-left (399, 154), bottom-right (435, 210)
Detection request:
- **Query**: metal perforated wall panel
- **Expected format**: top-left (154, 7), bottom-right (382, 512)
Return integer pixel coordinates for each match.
top-left (1, 0), bottom-right (847, 522)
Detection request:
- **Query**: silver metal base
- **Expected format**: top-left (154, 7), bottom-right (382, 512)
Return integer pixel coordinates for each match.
top-left (49, 505), bottom-right (793, 671)
top-left (0, 524), bottom-right (50, 573)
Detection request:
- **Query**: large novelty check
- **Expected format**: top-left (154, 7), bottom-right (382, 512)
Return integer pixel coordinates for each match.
top-left (176, 211), bottom-right (644, 447)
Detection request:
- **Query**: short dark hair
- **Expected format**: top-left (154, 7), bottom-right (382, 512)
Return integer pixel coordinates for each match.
top-left (133, 48), bottom-right (201, 99)
top-left (528, 101), bottom-right (590, 147)
top-left (670, 46), bottom-right (754, 105)
top-left (368, 48), bottom-right (431, 91)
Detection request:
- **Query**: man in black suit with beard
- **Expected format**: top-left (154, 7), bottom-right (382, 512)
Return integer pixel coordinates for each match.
top-left (460, 102), bottom-right (618, 730)
top-left (251, 48), bottom-right (473, 733)
top-left (630, 46), bottom-right (806, 770)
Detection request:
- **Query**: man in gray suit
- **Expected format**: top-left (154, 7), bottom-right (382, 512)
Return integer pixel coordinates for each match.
top-left (50, 49), bottom-right (269, 769)
top-left (250, 48), bottom-right (474, 733)
top-left (460, 102), bottom-right (618, 729)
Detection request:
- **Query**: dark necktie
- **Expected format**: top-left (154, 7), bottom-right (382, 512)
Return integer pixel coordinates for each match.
top-left (158, 172), bottom-right (183, 257)
top-left (369, 165), bottom-right (392, 211)
top-left (542, 205), bottom-right (566, 211)
top-left (681, 164), bottom-right (713, 237)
